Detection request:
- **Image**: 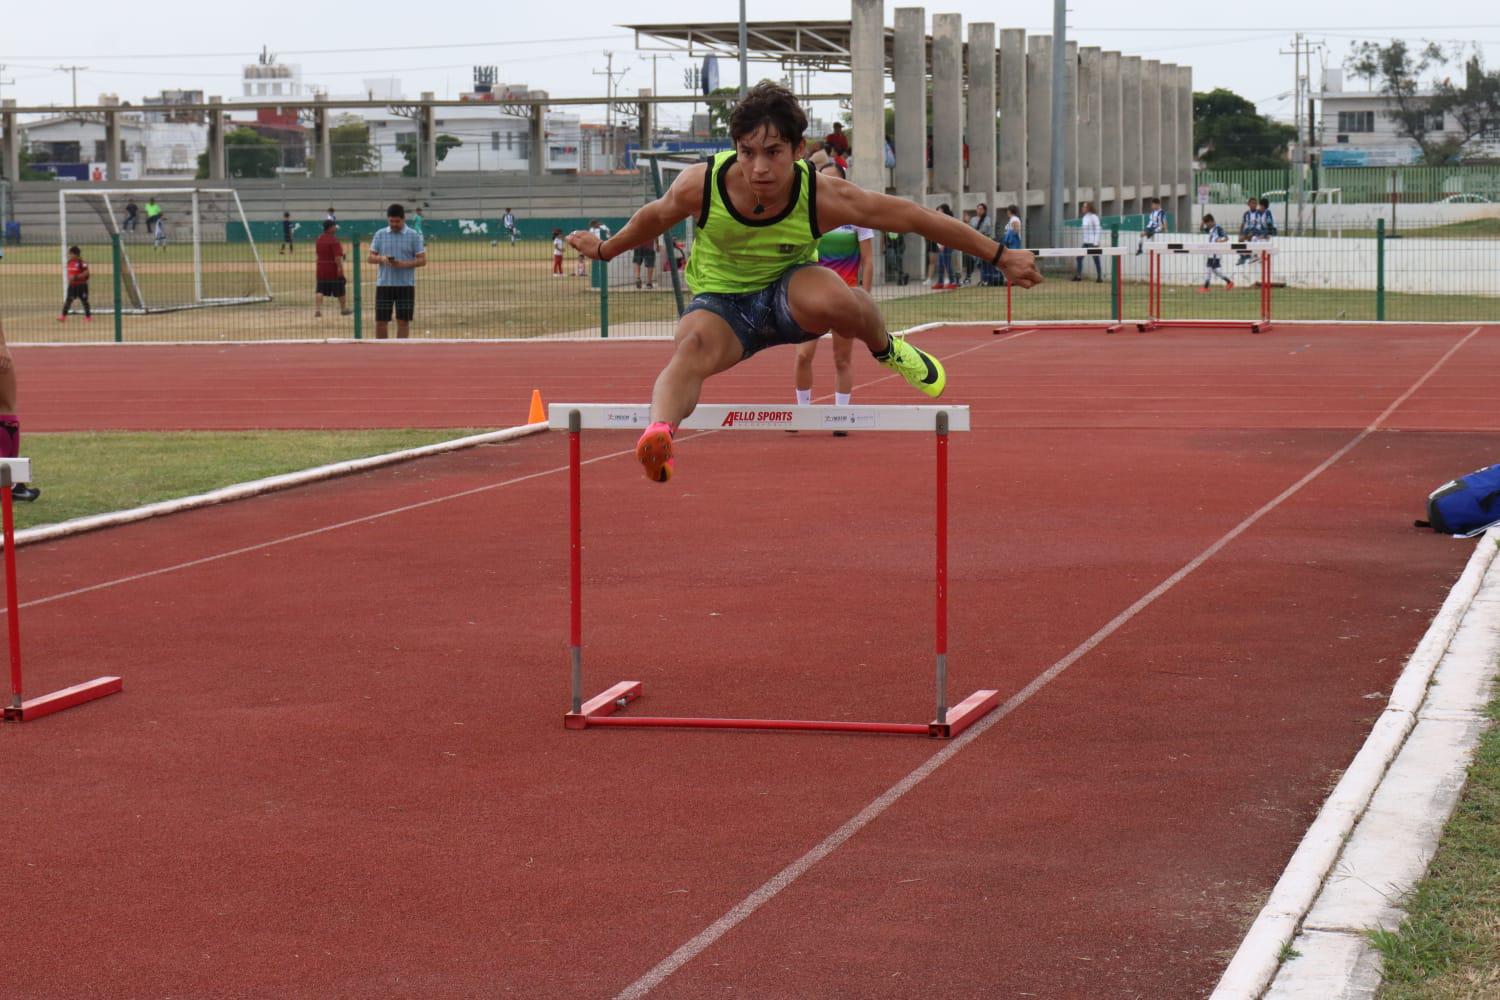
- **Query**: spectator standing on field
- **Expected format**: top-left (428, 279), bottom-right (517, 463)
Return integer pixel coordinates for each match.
top-left (502, 208), bottom-right (519, 244)
top-left (409, 207), bottom-right (424, 235)
top-left (313, 221), bottom-right (351, 318)
top-left (1074, 201), bottom-right (1103, 282)
top-left (367, 203), bottom-right (427, 339)
top-left (59, 245), bottom-right (92, 322)
top-left (280, 212), bottom-right (295, 255)
top-left (971, 202), bottom-right (998, 285)
top-left (152, 211), bottom-right (168, 251)
top-left (930, 203), bottom-right (958, 290)
top-left (552, 228), bottom-right (565, 276)
top-left (823, 121), bottom-right (850, 159)
top-left (325, 207), bottom-right (338, 224)
top-left (632, 235), bottom-right (658, 289)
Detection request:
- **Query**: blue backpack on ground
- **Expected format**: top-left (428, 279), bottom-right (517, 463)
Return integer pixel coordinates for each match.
top-left (1416, 465), bottom-right (1500, 536)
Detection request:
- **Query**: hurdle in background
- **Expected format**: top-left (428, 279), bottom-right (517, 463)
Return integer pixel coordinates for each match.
top-left (1139, 242), bottom-right (1276, 334)
top-left (552, 403), bottom-right (999, 738)
top-left (993, 246), bottom-right (1129, 335)
top-left (1, 462), bottom-right (122, 722)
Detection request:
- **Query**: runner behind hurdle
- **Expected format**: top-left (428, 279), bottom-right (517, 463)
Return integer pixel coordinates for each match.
top-left (566, 81), bottom-right (1043, 482)
top-left (792, 159), bottom-right (874, 429)
top-left (1198, 215), bottom-right (1234, 291)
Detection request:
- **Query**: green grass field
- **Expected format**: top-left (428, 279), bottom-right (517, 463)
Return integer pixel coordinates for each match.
top-left (1372, 689), bottom-right (1500, 998)
top-left (12, 429), bottom-right (485, 531)
top-left (2, 235), bottom-right (1496, 343)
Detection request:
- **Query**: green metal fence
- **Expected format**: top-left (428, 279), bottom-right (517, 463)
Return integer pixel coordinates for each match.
top-left (2, 184), bottom-right (1497, 343)
top-left (1196, 165), bottom-right (1500, 205)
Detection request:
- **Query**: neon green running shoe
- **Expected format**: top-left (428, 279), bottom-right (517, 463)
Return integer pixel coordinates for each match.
top-left (879, 335), bottom-right (947, 398)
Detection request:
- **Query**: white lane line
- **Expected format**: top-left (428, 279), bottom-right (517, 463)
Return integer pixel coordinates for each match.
top-left (12, 327), bottom-right (1030, 613)
top-left (612, 325), bottom-right (1483, 999)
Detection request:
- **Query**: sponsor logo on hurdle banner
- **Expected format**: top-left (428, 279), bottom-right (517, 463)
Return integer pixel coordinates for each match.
top-left (821, 410), bottom-right (878, 429)
top-left (604, 409), bottom-right (645, 426)
top-left (721, 409), bottom-right (795, 427)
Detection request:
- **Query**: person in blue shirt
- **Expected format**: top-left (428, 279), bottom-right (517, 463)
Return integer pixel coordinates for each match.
top-left (1237, 196), bottom-right (1263, 265)
top-left (1257, 197), bottom-right (1277, 237)
top-left (1198, 214), bottom-right (1234, 292)
top-left (367, 203), bottom-right (427, 339)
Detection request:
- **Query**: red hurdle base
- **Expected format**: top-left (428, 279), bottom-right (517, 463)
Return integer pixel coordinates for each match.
top-left (565, 682), bottom-right (1000, 739)
top-left (5, 676), bottom-right (123, 722)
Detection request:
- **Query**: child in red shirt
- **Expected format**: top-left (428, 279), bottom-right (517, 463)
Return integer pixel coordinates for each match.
top-left (60, 245), bottom-right (92, 322)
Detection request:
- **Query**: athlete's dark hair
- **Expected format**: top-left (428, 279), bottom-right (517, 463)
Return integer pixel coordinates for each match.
top-left (1258, 197), bottom-right (1272, 208)
top-left (729, 81), bottom-right (807, 146)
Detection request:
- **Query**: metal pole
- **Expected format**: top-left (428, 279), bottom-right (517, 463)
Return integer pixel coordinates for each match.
top-left (1376, 218), bottom-right (1386, 321)
top-left (352, 236), bottom-right (362, 339)
top-left (1048, 0), bottom-right (1067, 247)
top-left (111, 232), bottom-right (123, 343)
top-left (934, 410), bottom-right (949, 727)
top-left (3, 467), bottom-right (22, 710)
top-left (738, 0), bottom-right (749, 98)
top-left (569, 409), bottom-right (583, 714)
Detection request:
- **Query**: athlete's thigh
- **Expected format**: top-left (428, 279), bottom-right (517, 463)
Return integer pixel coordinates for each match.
top-left (674, 307), bottom-right (746, 375)
top-left (784, 264), bottom-right (860, 333)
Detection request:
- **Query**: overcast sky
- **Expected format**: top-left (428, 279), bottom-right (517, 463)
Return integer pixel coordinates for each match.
top-left (1, 0), bottom-right (1493, 131)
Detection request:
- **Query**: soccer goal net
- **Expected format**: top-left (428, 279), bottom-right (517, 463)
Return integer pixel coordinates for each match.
top-left (59, 188), bottom-right (273, 313)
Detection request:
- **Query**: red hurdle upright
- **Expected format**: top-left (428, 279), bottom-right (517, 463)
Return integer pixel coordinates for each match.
top-left (2, 462), bottom-right (121, 722)
top-left (557, 403), bottom-right (999, 738)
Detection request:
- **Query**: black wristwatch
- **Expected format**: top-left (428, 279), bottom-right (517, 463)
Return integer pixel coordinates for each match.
top-left (989, 245), bottom-right (1005, 266)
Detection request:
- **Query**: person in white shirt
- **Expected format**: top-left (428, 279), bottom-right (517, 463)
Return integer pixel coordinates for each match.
top-left (1074, 202), bottom-right (1103, 282)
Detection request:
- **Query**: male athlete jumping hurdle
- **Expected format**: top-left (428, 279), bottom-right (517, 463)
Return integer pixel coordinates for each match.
top-left (567, 81), bottom-right (1043, 482)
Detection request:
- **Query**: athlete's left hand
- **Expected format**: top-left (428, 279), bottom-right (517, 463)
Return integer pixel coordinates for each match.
top-left (566, 230), bottom-right (603, 259)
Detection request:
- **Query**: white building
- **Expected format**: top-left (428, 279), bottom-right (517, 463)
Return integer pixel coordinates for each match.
top-left (242, 49), bottom-right (305, 100)
top-left (20, 110), bottom-right (206, 179)
top-left (1318, 67), bottom-right (1500, 166)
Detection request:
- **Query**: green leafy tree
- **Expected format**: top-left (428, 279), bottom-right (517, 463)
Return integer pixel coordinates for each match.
top-left (196, 127), bottom-right (279, 179)
top-left (1348, 41), bottom-right (1457, 164)
top-left (705, 87), bottom-right (739, 138)
top-left (327, 121), bottom-right (379, 176)
top-left (1193, 88), bottom-right (1297, 169)
top-left (397, 133), bottom-right (462, 177)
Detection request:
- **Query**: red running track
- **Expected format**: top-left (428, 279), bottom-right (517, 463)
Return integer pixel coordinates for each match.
top-left (3, 324), bottom-right (1497, 997)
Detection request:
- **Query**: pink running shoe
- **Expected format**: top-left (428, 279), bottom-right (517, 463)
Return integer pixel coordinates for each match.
top-left (635, 421), bottom-right (675, 483)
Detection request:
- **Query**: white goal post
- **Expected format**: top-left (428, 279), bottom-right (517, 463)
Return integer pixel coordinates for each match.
top-left (59, 187), bottom-right (273, 313)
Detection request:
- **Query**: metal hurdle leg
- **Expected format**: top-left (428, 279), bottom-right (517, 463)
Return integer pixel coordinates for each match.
top-left (1, 463), bottom-right (121, 722)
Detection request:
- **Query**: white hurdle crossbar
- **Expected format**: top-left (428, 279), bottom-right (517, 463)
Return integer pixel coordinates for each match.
top-left (553, 403), bottom-right (999, 738)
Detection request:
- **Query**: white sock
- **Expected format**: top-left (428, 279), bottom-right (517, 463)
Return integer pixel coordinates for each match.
top-left (835, 392), bottom-right (851, 407)
top-left (795, 388), bottom-right (812, 406)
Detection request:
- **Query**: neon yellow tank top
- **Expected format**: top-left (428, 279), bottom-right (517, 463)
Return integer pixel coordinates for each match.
top-left (684, 150), bottom-right (821, 294)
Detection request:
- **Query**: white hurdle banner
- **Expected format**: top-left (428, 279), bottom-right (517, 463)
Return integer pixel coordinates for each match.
top-left (548, 403), bottom-right (971, 433)
top-left (1141, 241), bottom-right (1278, 255)
top-left (1025, 246), bottom-right (1132, 258)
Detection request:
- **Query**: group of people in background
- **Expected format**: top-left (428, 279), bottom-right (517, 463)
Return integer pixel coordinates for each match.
top-left (926, 202), bottom-right (1021, 289)
top-left (120, 196), bottom-right (167, 250)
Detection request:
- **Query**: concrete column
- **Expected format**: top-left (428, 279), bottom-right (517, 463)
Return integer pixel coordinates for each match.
top-left (419, 92), bottom-right (437, 177)
top-left (315, 101), bottom-right (331, 179)
top-left (1160, 64), bottom-right (1177, 231)
top-left (637, 88), bottom-right (653, 154)
top-left (967, 22), bottom-right (996, 213)
top-left (1, 100), bottom-right (17, 182)
top-left (207, 96), bottom-right (226, 180)
top-left (998, 30), bottom-right (1026, 218)
top-left (850, 0), bottom-right (886, 194)
top-left (1100, 52), bottom-right (1123, 218)
top-left (1025, 34), bottom-right (1052, 242)
top-left (894, 7), bottom-right (928, 281)
top-left (1064, 40), bottom-right (1078, 220)
top-left (1078, 47), bottom-right (1102, 220)
top-left (1141, 62), bottom-right (1161, 215)
top-left (931, 13), bottom-right (964, 207)
top-left (529, 106), bottom-right (545, 176)
top-left (105, 110), bottom-right (121, 182)
top-left (1120, 58), bottom-right (1141, 215)
top-left (1178, 66), bottom-right (1194, 228)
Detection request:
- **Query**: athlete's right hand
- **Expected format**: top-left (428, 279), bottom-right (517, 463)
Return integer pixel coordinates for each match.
top-left (999, 248), bottom-right (1044, 289)
top-left (566, 230), bottom-right (603, 259)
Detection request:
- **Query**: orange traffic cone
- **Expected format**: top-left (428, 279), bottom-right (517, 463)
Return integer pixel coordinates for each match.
top-left (527, 389), bottom-right (547, 425)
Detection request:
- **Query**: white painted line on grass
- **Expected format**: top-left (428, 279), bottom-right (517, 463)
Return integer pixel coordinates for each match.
top-left (614, 326), bottom-right (1484, 999)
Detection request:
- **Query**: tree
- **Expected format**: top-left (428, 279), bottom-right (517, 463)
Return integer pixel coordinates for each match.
top-left (397, 133), bottom-right (462, 177)
top-left (327, 121), bottom-right (379, 176)
top-left (196, 127), bottom-right (279, 179)
top-left (1348, 41), bottom-right (1500, 164)
top-left (705, 87), bottom-right (739, 138)
top-left (1193, 88), bottom-right (1297, 169)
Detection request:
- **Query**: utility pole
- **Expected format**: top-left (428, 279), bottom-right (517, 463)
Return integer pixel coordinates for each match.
top-left (1280, 34), bottom-right (1304, 234)
top-left (1048, 0), bottom-right (1066, 247)
top-left (57, 65), bottom-right (87, 107)
top-left (0, 65), bottom-right (15, 104)
top-left (738, 0), bottom-right (749, 99)
top-left (593, 52), bottom-right (629, 170)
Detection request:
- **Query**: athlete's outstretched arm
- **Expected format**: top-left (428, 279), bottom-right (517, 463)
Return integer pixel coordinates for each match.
top-left (816, 177), bottom-right (1044, 288)
top-left (566, 163), bottom-right (704, 261)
